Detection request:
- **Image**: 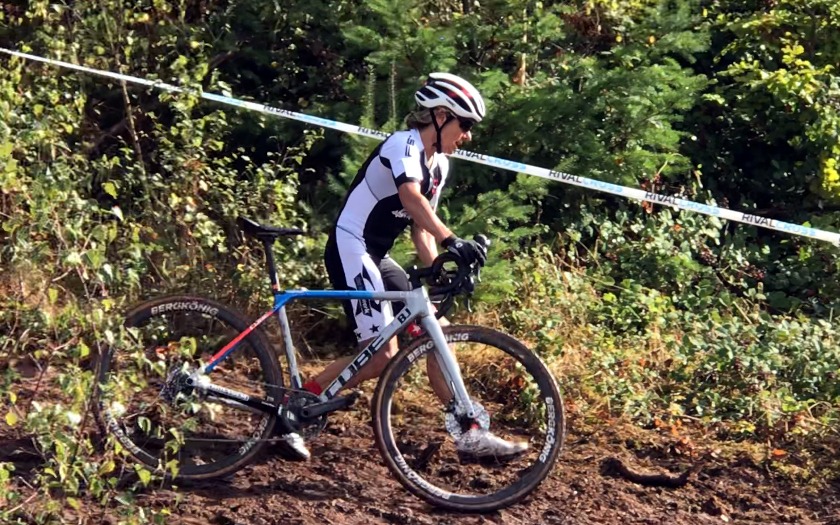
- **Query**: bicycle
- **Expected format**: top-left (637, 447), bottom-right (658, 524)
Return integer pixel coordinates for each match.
top-left (93, 217), bottom-right (566, 512)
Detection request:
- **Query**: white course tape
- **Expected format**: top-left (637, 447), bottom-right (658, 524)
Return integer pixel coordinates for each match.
top-left (2, 47), bottom-right (838, 246)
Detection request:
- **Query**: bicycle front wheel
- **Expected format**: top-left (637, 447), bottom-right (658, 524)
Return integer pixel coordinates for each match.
top-left (94, 295), bottom-right (282, 480)
top-left (372, 325), bottom-right (565, 512)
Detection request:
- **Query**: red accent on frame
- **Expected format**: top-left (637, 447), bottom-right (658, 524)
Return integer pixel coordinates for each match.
top-left (207, 308), bottom-right (275, 365)
top-left (303, 380), bottom-right (323, 395)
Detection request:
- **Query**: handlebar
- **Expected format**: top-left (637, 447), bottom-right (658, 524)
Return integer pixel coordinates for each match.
top-left (406, 234), bottom-right (490, 318)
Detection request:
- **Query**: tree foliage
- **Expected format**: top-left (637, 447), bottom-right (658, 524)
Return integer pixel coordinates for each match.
top-left (2, 1), bottom-right (840, 521)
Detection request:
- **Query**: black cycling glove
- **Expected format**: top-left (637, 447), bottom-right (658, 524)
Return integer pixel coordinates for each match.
top-left (442, 235), bottom-right (487, 266)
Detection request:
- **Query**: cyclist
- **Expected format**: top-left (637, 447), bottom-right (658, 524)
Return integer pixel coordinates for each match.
top-left (280, 73), bottom-right (528, 461)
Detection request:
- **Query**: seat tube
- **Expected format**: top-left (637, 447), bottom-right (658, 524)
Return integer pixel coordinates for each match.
top-left (419, 313), bottom-right (475, 419)
top-left (277, 305), bottom-right (302, 389)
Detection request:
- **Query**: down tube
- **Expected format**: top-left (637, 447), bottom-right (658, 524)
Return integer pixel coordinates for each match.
top-left (321, 305), bottom-right (417, 399)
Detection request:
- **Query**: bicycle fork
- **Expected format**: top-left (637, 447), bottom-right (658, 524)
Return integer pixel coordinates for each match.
top-left (408, 293), bottom-right (477, 421)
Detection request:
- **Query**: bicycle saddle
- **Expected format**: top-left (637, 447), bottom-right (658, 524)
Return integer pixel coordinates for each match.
top-left (237, 216), bottom-right (305, 241)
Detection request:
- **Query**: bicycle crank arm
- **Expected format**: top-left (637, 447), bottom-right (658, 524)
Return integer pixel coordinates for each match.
top-left (299, 391), bottom-right (360, 420)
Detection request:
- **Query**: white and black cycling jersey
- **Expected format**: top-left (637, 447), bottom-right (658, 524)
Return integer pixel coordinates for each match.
top-left (334, 129), bottom-right (449, 258)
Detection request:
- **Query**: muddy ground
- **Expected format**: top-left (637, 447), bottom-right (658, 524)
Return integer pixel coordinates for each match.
top-left (4, 380), bottom-right (840, 525)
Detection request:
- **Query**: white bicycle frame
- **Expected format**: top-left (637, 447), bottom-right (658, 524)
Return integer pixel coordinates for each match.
top-left (278, 286), bottom-right (477, 419)
top-left (199, 284), bottom-right (477, 420)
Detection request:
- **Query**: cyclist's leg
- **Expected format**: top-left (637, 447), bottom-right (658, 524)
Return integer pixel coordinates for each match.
top-left (320, 239), bottom-right (526, 460)
top-left (377, 260), bottom-right (528, 458)
top-left (315, 256), bottom-right (453, 397)
top-left (311, 230), bottom-right (398, 391)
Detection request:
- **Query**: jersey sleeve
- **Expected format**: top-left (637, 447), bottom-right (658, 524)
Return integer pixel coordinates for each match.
top-left (380, 133), bottom-right (424, 187)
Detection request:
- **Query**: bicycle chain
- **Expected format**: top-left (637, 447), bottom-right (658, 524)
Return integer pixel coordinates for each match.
top-left (182, 372), bottom-right (328, 443)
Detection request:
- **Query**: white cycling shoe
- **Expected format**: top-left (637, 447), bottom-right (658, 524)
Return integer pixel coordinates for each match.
top-left (277, 432), bottom-right (311, 461)
top-left (278, 429), bottom-right (525, 462)
top-left (455, 428), bottom-right (528, 459)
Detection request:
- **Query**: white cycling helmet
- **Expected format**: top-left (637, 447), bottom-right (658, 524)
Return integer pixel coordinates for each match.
top-left (415, 72), bottom-right (486, 123)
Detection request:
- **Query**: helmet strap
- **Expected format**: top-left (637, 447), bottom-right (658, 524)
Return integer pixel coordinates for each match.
top-left (430, 109), bottom-right (443, 154)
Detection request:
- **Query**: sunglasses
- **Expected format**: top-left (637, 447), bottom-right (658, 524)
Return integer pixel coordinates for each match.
top-left (457, 117), bottom-right (476, 132)
top-left (441, 111), bottom-right (476, 133)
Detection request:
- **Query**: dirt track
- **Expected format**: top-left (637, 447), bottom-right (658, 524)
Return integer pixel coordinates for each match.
top-left (5, 395), bottom-right (840, 525)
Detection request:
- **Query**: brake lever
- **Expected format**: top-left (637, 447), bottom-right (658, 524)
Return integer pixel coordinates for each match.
top-left (463, 275), bottom-right (476, 313)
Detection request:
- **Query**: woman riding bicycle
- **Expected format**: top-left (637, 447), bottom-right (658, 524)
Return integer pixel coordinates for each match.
top-left (279, 72), bottom-right (528, 460)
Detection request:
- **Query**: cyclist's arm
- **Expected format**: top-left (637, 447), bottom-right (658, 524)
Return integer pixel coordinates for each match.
top-left (411, 224), bottom-right (438, 266)
top-left (398, 182), bottom-right (453, 244)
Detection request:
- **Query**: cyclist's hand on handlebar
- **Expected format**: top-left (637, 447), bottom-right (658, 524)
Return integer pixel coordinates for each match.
top-left (441, 234), bottom-right (488, 267)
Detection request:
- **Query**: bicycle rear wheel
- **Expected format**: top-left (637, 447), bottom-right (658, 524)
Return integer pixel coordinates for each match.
top-left (372, 325), bottom-right (565, 512)
top-left (94, 295), bottom-right (282, 480)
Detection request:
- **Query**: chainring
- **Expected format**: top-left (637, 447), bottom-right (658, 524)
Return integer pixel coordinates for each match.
top-left (282, 391), bottom-right (328, 439)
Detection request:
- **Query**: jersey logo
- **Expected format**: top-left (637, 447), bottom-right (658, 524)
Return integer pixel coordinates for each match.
top-left (353, 267), bottom-right (382, 317)
top-left (429, 175), bottom-right (441, 198)
top-left (392, 209), bottom-right (411, 220)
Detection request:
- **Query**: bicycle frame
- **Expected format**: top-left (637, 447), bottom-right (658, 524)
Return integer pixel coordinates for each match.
top-left (198, 286), bottom-right (477, 419)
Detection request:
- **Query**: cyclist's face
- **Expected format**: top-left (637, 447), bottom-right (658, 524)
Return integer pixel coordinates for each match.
top-left (439, 113), bottom-right (474, 155)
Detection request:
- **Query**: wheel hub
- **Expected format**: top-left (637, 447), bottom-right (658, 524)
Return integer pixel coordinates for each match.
top-left (159, 367), bottom-right (193, 403)
top-left (444, 398), bottom-right (490, 440)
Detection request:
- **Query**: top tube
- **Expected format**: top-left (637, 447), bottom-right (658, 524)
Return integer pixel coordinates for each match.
top-left (273, 289), bottom-right (417, 309)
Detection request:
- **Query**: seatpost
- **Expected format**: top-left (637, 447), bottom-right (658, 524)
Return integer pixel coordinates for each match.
top-left (262, 239), bottom-right (281, 291)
